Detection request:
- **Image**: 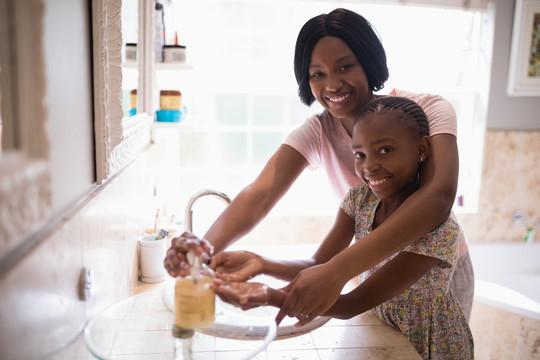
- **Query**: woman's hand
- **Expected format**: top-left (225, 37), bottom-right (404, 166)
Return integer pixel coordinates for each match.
top-left (275, 262), bottom-right (348, 327)
top-left (210, 251), bottom-right (265, 282)
top-left (212, 279), bottom-right (272, 310)
top-left (163, 231), bottom-right (214, 277)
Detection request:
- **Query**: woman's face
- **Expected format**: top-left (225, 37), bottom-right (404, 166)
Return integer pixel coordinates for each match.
top-left (308, 36), bottom-right (374, 121)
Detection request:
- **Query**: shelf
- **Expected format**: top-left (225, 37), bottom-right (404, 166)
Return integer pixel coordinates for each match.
top-left (156, 62), bottom-right (193, 70)
top-left (122, 61), bottom-right (193, 70)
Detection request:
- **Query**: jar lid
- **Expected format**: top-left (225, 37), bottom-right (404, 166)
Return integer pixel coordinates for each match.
top-left (125, 43), bottom-right (137, 47)
top-left (130, 89), bottom-right (137, 94)
top-left (160, 90), bottom-right (181, 96)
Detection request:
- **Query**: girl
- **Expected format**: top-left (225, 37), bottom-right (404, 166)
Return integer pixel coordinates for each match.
top-left (212, 96), bottom-right (474, 360)
top-left (165, 8), bottom-right (474, 324)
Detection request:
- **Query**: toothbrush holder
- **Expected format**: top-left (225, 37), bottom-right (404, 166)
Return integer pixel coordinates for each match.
top-left (139, 235), bottom-right (167, 283)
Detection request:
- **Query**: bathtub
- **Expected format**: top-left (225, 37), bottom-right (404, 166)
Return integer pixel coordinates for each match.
top-left (469, 242), bottom-right (540, 360)
top-left (469, 242), bottom-right (540, 319)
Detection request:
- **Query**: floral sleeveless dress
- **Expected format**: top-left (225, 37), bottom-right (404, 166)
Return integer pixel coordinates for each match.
top-left (341, 186), bottom-right (474, 359)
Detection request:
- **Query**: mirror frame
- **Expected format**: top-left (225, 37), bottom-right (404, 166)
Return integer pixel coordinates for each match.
top-left (92, 0), bottom-right (153, 183)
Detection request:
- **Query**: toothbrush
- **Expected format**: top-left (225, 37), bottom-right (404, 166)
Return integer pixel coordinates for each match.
top-left (153, 208), bottom-right (160, 235)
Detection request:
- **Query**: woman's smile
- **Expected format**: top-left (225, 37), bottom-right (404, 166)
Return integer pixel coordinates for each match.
top-left (308, 36), bottom-right (373, 122)
top-left (325, 92), bottom-right (353, 107)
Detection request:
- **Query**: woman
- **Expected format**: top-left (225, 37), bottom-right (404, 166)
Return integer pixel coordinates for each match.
top-left (164, 8), bottom-right (474, 323)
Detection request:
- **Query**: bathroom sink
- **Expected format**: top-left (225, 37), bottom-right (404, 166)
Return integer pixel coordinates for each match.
top-left (162, 277), bottom-right (330, 339)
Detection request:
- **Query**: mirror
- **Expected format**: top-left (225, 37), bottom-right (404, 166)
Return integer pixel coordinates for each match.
top-left (122, 0), bottom-right (138, 117)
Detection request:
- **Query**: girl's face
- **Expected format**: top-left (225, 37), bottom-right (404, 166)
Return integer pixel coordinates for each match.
top-left (352, 112), bottom-right (429, 202)
top-left (308, 36), bottom-right (374, 122)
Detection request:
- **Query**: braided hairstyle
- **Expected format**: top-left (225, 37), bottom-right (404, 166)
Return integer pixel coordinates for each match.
top-left (356, 96), bottom-right (430, 138)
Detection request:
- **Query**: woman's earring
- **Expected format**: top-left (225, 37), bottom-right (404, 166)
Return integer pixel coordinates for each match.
top-left (420, 156), bottom-right (424, 162)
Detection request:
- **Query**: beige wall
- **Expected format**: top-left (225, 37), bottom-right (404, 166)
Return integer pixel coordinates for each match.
top-left (458, 131), bottom-right (540, 243)
top-left (0, 141), bottom-right (166, 359)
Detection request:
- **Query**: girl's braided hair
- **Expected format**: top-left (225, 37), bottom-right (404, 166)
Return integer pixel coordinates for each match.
top-left (356, 96), bottom-right (430, 138)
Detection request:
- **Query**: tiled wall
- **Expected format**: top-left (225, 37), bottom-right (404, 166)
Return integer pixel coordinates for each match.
top-left (457, 131), bottom-right (540, 243)
top-left (470, 302), bottom-right (540, 360)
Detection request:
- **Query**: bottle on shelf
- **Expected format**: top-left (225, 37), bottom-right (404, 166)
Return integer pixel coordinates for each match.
top-left (154, 2), bottom-right (165, 63)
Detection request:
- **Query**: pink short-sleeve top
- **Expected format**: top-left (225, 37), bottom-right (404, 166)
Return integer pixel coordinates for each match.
top-left (283, 89), bottom-right (468, 256)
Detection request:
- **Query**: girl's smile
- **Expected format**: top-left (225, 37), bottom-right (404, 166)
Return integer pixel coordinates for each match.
top-left (352, 112), bottom-right (427, 209)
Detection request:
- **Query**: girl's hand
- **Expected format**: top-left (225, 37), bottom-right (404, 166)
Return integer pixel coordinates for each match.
top-left (163, 231), bottom-right (214, 277)
top-left (210, 251), bottom-right (264, 282)
top-left (275, 262), bottom-right (347, 327)
top-left (212, 279), bottom-right (271, 310)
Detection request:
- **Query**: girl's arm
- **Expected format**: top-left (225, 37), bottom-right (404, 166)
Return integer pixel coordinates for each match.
top-left (212, 208), bottom-right (355, 282)
top-left (276, 133), bottom-right (458, 323)
top-left (215, 251), bottom-right (440, 323)
top-left (320, 252), bottom-right (441, 320)
top-left (262, 207), bottom-right (356, 280)
top-left (165, 145), bottom-right (308, 277)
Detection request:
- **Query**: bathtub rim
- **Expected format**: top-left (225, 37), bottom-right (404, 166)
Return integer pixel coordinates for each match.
top-left (474, 280), bottom-right (540, 320)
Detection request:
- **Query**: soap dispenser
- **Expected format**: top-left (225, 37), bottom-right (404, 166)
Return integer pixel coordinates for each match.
top-left (173, 251), bottom-right (216, 338)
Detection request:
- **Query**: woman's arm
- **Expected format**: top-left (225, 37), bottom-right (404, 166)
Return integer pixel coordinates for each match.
top-left (276, 133), bottom-right (458, 323)
top-left (203, 144), bottom-right (309, 253)
top-left (164, 145), bottom-right (308, 277)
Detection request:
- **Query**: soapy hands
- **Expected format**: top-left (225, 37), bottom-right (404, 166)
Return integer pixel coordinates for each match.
top-left (210, 251), bottom-right (264, 282)
top-left (212, 279), bottom-right (278, 310)
top-left (275, 262), bottom-right (347, 327)
top-left (164, 231), bottom-right (214, 278)
top-left (164, 230), bottom-right (264, 281)
top-left (213, 258), bottom-right (348, 329)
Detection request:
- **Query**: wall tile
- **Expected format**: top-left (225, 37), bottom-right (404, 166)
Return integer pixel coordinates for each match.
top-left (458, 131), bottom-right (540, 243)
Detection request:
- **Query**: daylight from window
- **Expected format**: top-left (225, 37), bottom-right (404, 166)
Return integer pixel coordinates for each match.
top-left (160, 0), bottom-right (490, 215)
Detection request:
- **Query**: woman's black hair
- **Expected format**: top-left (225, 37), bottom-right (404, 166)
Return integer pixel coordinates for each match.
top-left (294, 8), bottom-right (389, 106)
top-left (356, 96), bottom-right (430, 138)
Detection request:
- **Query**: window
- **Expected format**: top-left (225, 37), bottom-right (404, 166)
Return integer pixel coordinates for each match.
top-left (166, 0), bottom-right (492, 214)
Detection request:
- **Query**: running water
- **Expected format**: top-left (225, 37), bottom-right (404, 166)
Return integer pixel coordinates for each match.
top-left (174, 337), bottom-right (193, 360)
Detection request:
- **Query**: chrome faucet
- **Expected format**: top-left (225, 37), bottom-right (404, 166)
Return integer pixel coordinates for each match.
top-left (184, 189), bottom-right (231, 233)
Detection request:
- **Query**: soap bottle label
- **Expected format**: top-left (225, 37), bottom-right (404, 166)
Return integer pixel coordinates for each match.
top-left (174, 276), bottom-right (215, 329)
